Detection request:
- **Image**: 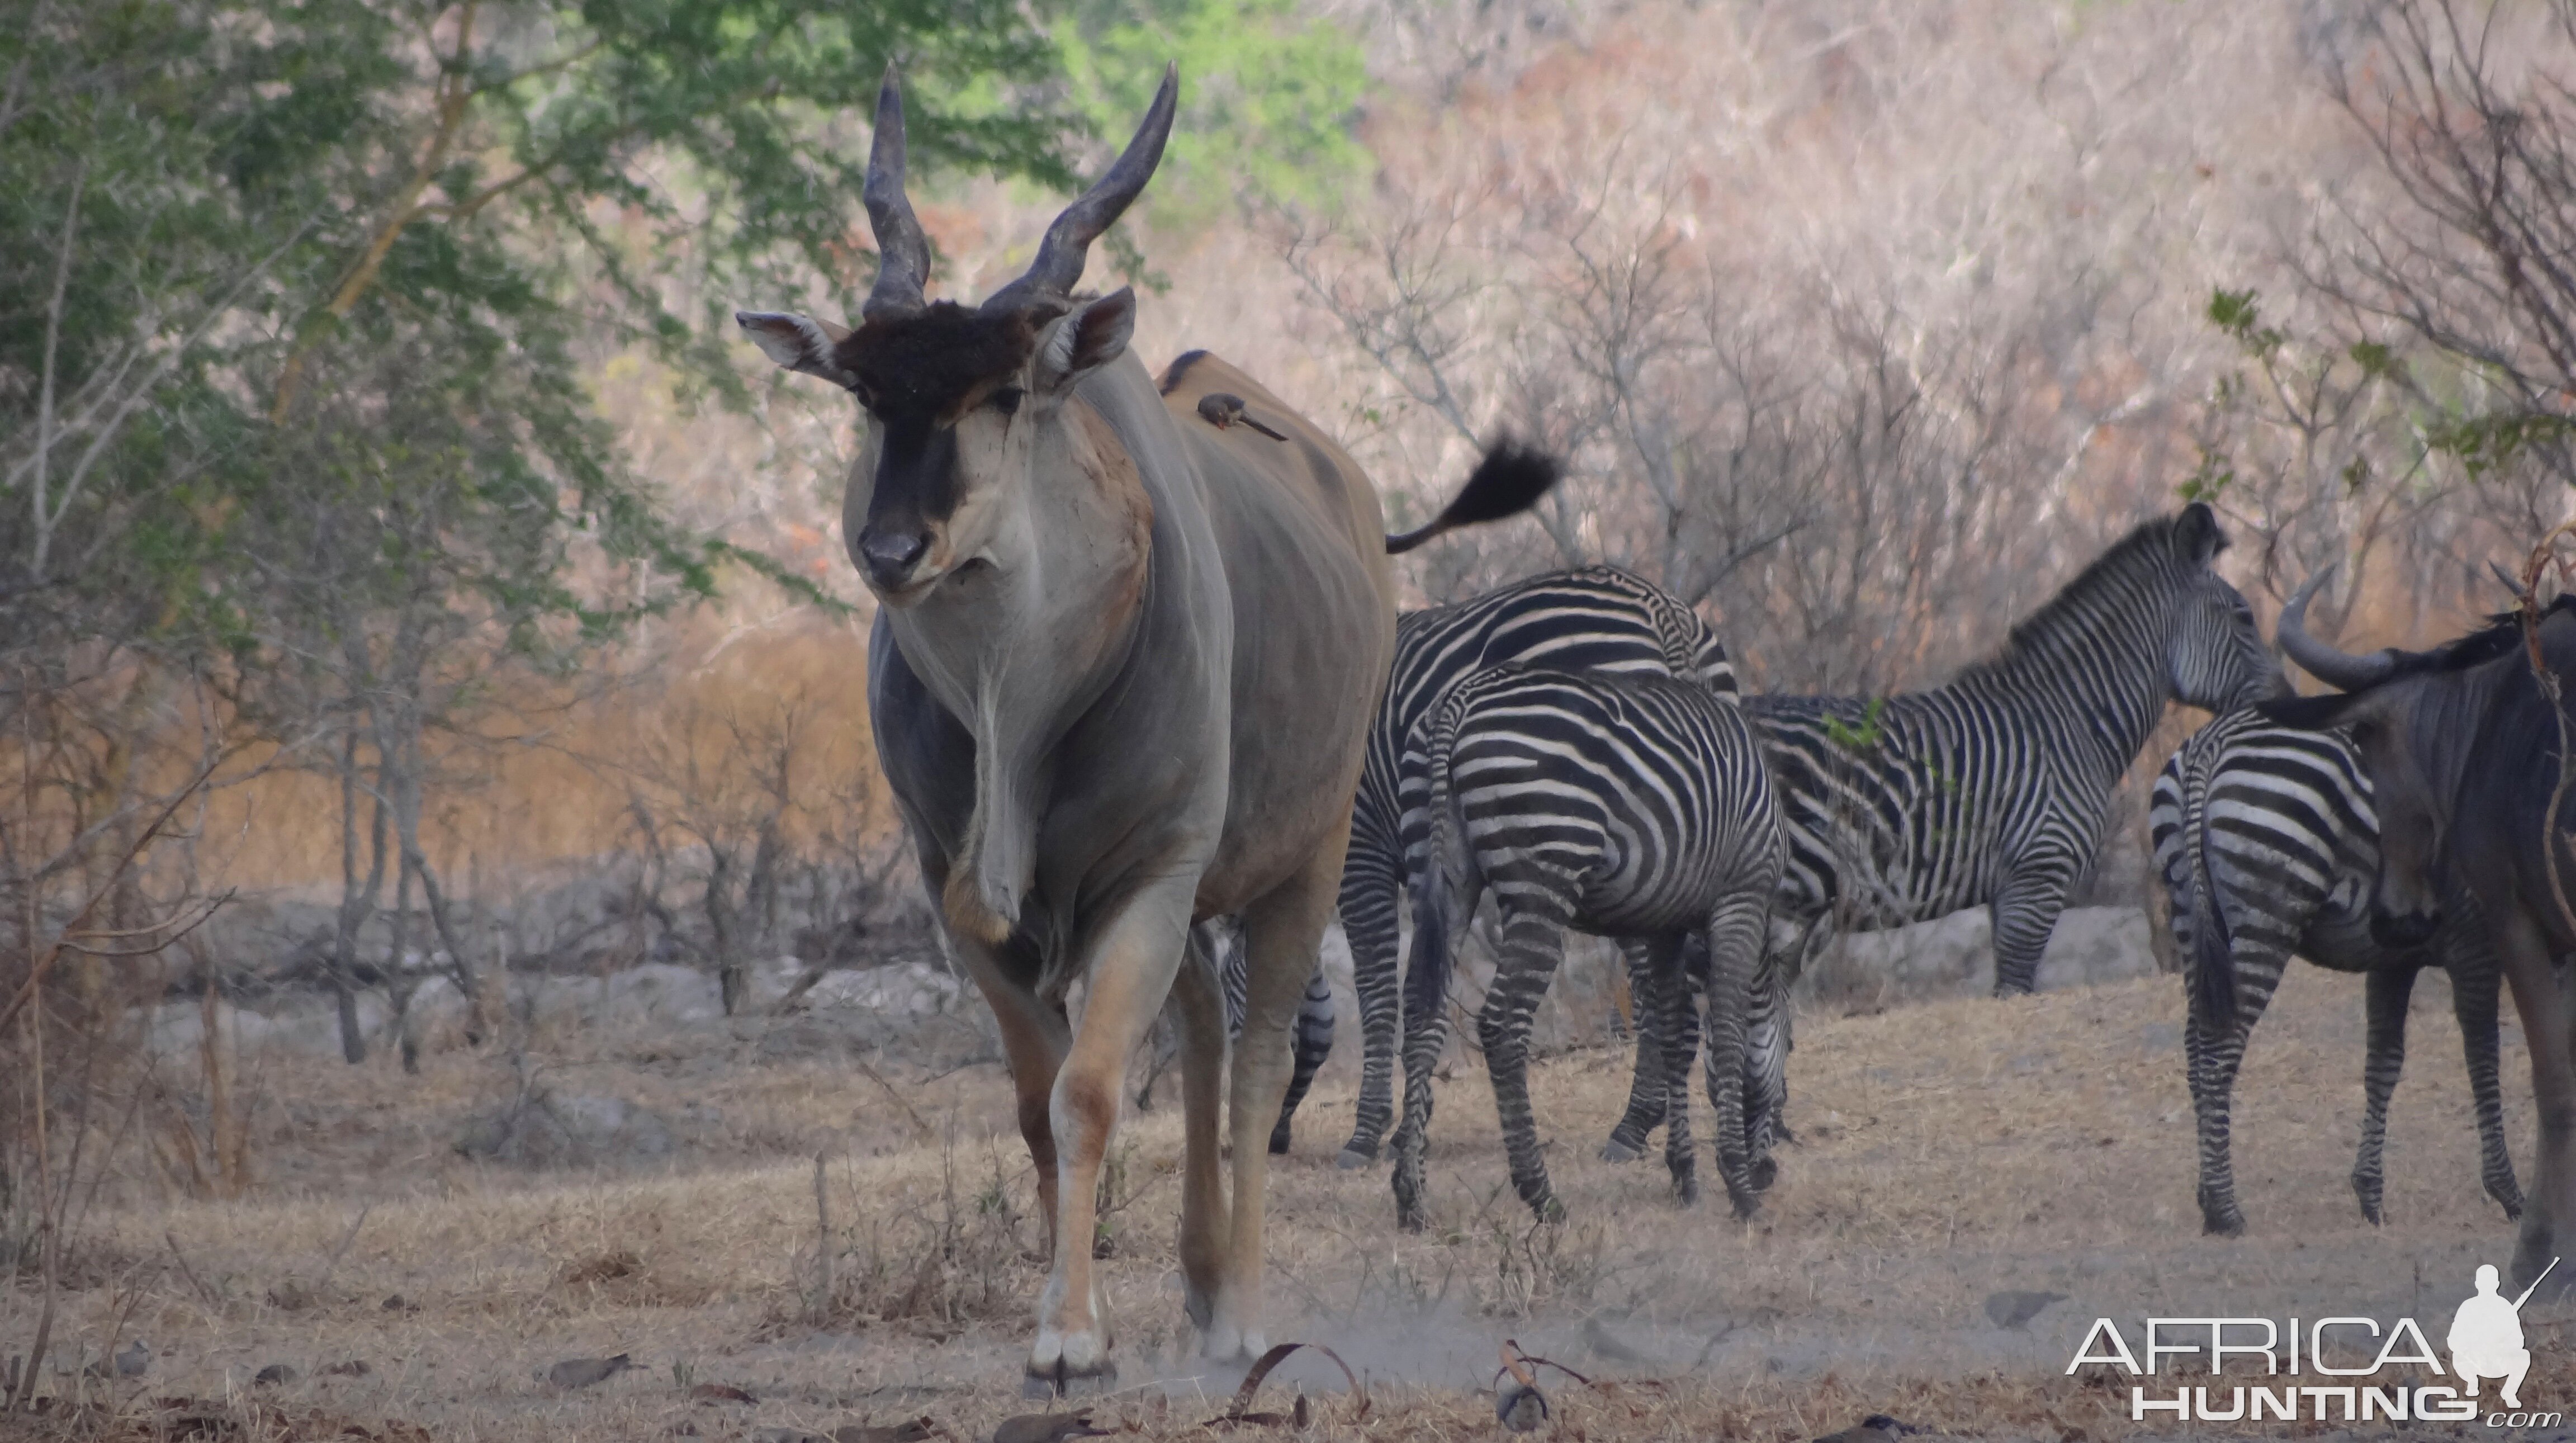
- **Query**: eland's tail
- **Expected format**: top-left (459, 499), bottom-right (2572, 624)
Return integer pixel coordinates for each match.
top-left (1385, 440), bottom-right (1561, 555)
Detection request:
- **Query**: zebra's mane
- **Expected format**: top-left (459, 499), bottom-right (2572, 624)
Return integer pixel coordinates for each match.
top-left (1950, 509), bottom-right (2217, 687)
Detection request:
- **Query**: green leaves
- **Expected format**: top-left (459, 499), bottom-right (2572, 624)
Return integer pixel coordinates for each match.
top-left (1050, 0), bottom-right (1368, 219)
top-left (2207, 287), bottom-right (2285, 358)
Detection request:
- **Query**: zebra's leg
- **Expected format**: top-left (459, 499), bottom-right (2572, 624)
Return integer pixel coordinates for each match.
top-left (2186, 933), bottom-right (2288, 1237)
top-left (1389, 892), bottom-right (1462, 1233)
top-left (1760, 919), bottom-right (1824, 1146)
top-left (1478, 904), bottom-right (1574, 1222)
top-left (2449, 936), bottom-right (2525, 1219)
top-left (1701, 894), bottom-right (1773, 1219)
top-left (1337, 844), bottom-right (1404, 1168)
top-left (2354, 963), bottom-right (2419, 1226)
top-left (1268, 967), bottom-right (1336, 1155)
top-left (1637, 934), bottom-right (1698, 1206)
top-left (1741, 927), bottom-right (1787, 1191)
top-left (1604, 937), bottom-right (1675, 1161)
top-left (1990, 863), bottom-right (2081, 996)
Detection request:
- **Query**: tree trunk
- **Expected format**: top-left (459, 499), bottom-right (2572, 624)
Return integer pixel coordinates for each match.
top-left (330, 722), bottom-right (386, 1064)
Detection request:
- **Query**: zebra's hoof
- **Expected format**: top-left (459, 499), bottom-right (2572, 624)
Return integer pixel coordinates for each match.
top-left (1747, 1155), bottom-right (1778, 1193)
top-left (1336, 1144), bottom-right (1378, 1171)
top-left (1267, 1125), bottom-right (1293, 1156)
top-left (1600, 1136), bottom-right (1647, 1163)
top-left (2201, 1209), bottom-right (2246, 1238)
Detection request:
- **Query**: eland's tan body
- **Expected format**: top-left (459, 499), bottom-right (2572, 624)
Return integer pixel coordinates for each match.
top-left (737, 68), bottom-right (1555, 1385)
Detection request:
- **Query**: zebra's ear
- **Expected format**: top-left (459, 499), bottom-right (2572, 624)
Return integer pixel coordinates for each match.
top-left (2175, 501), bottom-right (2226, 563)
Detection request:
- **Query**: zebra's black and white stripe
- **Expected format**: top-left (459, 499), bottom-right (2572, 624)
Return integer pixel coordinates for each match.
top-left (1604, 504), bottom-right (2275, 1156)
top-left (2151, 706), bottom-right (2522, 1235)
top-left (1273, 565), bottom-right (1733, 1165)
top-left (1388, 665), bottom-right (1782, 1228)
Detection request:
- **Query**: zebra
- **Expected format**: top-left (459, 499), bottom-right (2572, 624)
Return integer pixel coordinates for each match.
top-left (1388, 665), bottom-right (1783, 1229)
top-left (1602, 503), bottom-right (2275, 1155)
top-left (1258, 565), bottom-right (1734, 1165)
top-left (2152, 703), bottom-right (2522, 1236)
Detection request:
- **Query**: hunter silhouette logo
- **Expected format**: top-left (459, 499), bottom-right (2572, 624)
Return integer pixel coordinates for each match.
top-left (2451, 1260), bottom-right (2555, 1410)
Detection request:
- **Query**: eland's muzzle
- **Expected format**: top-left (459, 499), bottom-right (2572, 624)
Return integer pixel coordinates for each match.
top-left (858, 528), bottom-right (931, 592)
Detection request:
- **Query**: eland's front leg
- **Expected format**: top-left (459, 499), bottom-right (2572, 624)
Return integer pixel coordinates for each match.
top-left (1027, 886), bottom-right (1194, 1392)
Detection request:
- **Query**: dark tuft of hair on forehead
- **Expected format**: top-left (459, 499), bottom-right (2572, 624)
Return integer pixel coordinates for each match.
top-left (842, 302), bottom-right (1038, 420)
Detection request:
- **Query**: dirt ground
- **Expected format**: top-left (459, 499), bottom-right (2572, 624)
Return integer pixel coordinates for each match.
top-left (10, 958), bottom-right (2574, 1442)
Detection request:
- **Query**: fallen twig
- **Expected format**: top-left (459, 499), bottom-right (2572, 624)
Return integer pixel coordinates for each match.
top-left (1208, 1341), bottom-right (1368, 1426)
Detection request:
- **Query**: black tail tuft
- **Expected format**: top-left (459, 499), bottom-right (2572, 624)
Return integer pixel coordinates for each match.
top-left (1385, 438), bottom-right (1562, 554)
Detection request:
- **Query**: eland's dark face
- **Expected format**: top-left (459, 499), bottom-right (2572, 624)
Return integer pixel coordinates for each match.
top-left (736, 62), bottom-right (1171, 608)
top-left (839, 305), bottom-right (1039, 599)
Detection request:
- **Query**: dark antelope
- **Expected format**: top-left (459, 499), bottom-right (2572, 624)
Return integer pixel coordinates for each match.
top-left (2263, 583), bottom-right (2576, 1297)
top-left (736, 67), bottom-right (1554, 1385)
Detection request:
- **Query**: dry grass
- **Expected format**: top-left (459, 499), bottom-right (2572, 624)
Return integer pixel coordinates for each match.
top-left (3, 963), bottom-right (2553, 1440)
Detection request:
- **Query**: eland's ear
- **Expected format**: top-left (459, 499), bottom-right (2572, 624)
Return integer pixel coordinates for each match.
top-left (1035, 288), bottom-right (1135, 394)
top-left (736, 311), bottom-right (857, 387)
top-left (2176, 501), bottom-right (2226, 563)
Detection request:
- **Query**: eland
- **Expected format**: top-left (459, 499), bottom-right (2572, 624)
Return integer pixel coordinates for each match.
top-left (735, 67), bottom-right (1556, 1387)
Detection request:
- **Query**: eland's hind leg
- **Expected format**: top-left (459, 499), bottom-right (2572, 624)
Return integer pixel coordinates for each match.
top-left (1170, 926), bottom-right (1233, 1331)
top-left (1208, 840), bottom-right (1346, 1362)
top-left (1269, 967), bottom-right (1335, 1154)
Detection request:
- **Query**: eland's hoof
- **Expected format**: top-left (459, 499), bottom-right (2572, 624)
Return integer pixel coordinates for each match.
top-left (1021, 1359), bottom-right (1117, 1400)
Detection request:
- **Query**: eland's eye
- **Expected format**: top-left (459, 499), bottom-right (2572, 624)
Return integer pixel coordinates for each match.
top-left (990, 386), bottom-right (1024, 416)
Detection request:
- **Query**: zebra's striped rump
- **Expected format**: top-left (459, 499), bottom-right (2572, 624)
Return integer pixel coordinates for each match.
top-left (1315, 565), bottom-right (1734, 1167)
top-left (1388, 665), bottom-right (1782, 1229)
top-left (2150, 708), bottom-right (2521, 1235)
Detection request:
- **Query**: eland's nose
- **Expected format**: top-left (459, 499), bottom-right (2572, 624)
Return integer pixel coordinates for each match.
top-left (859, 529), bottom-right (929, 586)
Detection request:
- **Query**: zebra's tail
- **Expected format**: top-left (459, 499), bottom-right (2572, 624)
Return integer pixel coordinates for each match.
top-left (2184, 773), bottom-right (2236, 1030)
top-left (1404, 694), bottom-right (1479, 1037)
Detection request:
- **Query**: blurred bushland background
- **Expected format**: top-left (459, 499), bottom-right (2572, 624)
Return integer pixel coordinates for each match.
top-left (3, 0), bottom-right (2574, 1217)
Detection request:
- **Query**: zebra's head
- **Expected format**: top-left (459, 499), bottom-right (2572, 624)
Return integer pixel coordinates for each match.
top-left (2157, 503), bottom-right (2275, 712)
